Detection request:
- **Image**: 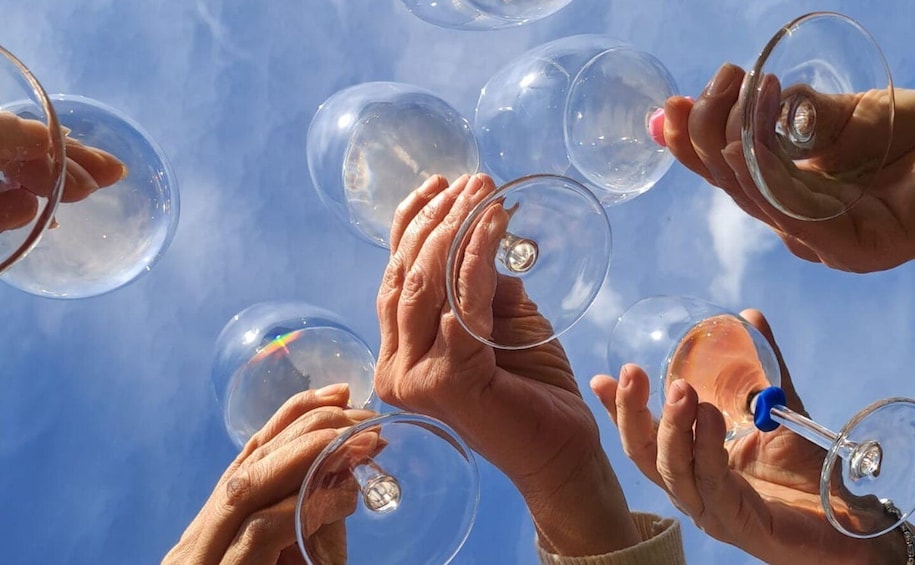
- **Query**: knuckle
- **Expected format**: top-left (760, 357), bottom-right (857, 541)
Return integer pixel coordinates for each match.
top-left (299, 405), bottom-right (348, 431)
top-left (401, 264), bottom-right (429, 303)
top-left (239, 509), bottom-right (281, 544)
top-left (379, 256), bottom-right (406, 297)
top-left (224, 471), bottom-right (254, 510)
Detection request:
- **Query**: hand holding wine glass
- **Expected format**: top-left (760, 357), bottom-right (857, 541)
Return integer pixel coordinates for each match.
top-left (162, 385), bottom-right (377, 565)
top-left (654, 12), bottom-right (915, 273)
top-left (374, 173), bottom-right (642, 557)
top-left (593, 309), bottom-right (909, 564)
top-left (0, 112), bottom-right (126, 232)
top-left (658, 64), bottom-right (915, 273)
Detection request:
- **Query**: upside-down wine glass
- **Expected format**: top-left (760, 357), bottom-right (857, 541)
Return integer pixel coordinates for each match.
top-left (607, 295), bottom-right (915, 538)
top-left (307, 81), bottom-right (612, 349)
top-left (0, 46), bottom-right (178, 298)
top-left (211, 301), bottom-right (479, 564)
top-left (399, 0), bottom-right (575, 30)
top-left (607, 295), bottom-right (782, 441)
top-left (647, 12), bottom-right (894, 221)
top-left (475, 34), bottom-right (678, 207)
top-left (740, 11), bottom-right (894, 221)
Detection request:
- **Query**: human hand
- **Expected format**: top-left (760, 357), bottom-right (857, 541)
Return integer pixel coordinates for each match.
top-left (593, 309), bottom-right (907, 564)
top-left (656, 63), bottom-right (915, 273)
top-left (162, 384), bottom-right (377, 565)
top-left (0, 112), bottom-right (127, 232)
top-left (374, 173), bottom-right (640, 556)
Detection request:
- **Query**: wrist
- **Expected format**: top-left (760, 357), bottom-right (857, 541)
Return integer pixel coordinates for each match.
top-left (520, 449), bottom-right (641, 557)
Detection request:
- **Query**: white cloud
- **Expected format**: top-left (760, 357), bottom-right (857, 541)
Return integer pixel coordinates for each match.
top-left (707, 189), bottom-right (778, 305)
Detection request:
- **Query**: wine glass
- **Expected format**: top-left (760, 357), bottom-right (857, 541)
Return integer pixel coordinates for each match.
top-left (608, 295), bottom-right (915, 538)
top-left (475, 34), bottom-right (678, 207)
top-left (0, 46), bottom-right (179, 298)
top-left (753, 388), bottom-right (915, 538)
top-left (607, 295), bottom-right (781, 441)
top-left (740, 11), bottom-right (894, 221)
top-left (211, 301), bottom-right (480, 564)
top-left (307, 82), bottom-right (612, 349)
top-left (399, 0), bottom-right (575, 30)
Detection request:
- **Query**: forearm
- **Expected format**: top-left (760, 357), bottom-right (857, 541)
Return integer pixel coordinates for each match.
top-left (521, 450), bottom-right (641, 556)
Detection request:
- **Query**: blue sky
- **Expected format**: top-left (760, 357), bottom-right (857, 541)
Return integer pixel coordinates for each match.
top-left (1, 0), bottom-right (914, 563)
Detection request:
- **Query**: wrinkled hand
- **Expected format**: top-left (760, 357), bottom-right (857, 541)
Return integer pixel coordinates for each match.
top-left (374, 173), bottom-right (640, 556)
top-left (162, 384), bottom-right (376, 565)
top-left (0, 112), bottom-right (127, 232)
top-left (658, 63), bottom-right (915, 273)
top-left (593, 309), bottom-right (906, 564)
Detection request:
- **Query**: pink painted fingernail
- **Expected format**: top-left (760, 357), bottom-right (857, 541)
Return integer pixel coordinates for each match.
top-left (647, 107), bottom-right (667, 147)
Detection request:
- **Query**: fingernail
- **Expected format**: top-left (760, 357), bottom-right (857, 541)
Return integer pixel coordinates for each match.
top-left (465, 174), bottom-right (484, 194)
top-left (703, 63), bottom-right (740, 97)
top-left (647, 107), bottom-right (666, 147)
top-left (343, 408), bottom-right (378, 421)
top-left (316, 383), bottom-right (349, 399)
top-left (666, 380), bottom-right (686, 405)
top-left (618, 369), bottom-right (632, 390)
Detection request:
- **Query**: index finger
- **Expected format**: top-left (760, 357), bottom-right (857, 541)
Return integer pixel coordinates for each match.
top-left (388, 174), bottom-right (450, 253)
top-left (0, 112), bottom-right (51, 161)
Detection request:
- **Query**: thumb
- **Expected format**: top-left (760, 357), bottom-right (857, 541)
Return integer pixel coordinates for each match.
top-left (590, 374), bottom-right (620, 425)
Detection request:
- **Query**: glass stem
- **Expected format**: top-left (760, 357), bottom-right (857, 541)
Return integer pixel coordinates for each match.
top-left (350, 459), bottom-right (402, 513)
top-left (768, 404), bottom-right (846, 454)
top-left (497, 232), bottom-right (538, 273)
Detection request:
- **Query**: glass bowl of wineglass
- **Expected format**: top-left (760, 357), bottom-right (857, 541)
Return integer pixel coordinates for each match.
top-left (307, 82), bottom-right (612, 349)
top-left (212, 301), bottom-right (480, 564)
top-left (740, 11), bottom-right (895, 221)
top-left (475, 34), bottom-right (678, 207)
top-left (399, 0), bottom-right (574, 30)
top-left (607, 295), bottom-right (781, 441)
top-left (0, 46), bottom-right (179, 298)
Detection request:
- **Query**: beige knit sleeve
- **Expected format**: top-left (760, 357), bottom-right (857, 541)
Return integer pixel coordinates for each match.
top-left (536, 512), bottom-right (686, 565)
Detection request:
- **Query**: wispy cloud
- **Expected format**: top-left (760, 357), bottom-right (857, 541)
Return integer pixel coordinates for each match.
top-left (707, 189), bottom-right (778, 305)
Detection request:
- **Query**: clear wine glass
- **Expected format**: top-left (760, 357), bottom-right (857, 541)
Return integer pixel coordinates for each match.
top-left (753, 389), bottom-right (915, 538)
top-left (740, 11), bottom-right (895, 221)
top-left (475, 34), bottom-right (678, 207)
top-left (307, 82), bottom-right (612, 349)
top-left (0, 46), bottom-right (179, 298)
top-left (607, 295), bottom-right (781, 440)
top-left (211, 301), bottom-right (480, 564)
top-left (399, 0), bottom-right (574, 30)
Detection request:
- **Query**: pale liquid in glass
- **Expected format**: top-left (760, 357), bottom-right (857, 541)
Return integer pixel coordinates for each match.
top-left (665, 314), bottom-right (773, 439)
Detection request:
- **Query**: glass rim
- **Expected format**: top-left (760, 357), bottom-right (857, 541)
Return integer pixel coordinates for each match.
top-left (0, 44), bottom-right (67, 274)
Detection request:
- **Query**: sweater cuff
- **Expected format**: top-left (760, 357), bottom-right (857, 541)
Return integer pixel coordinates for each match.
top-left (536, 512), bottom-right (685, 565)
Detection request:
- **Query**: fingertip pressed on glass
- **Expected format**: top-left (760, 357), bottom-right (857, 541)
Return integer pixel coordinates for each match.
top-left (607, 296), bottom-right (781, 441)
top-left (306, 82), bottom-right (479, 248)
top-left (400, 0), bottom-right (574, 30)
top-left (742, 11), bottom-right (894, 221)
top-left (475, 34), bottom-right (677, 207)
top-left (211, 301), bottom-right (377, 449)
